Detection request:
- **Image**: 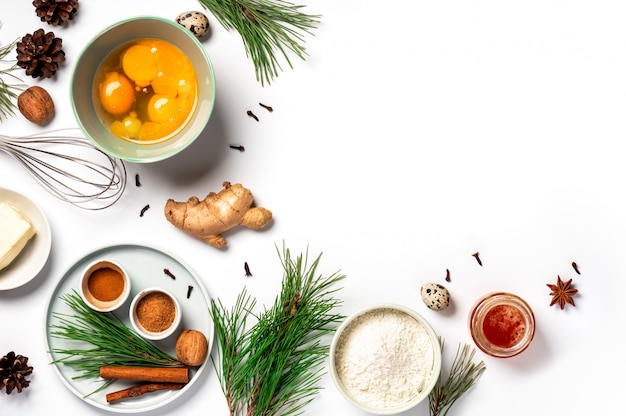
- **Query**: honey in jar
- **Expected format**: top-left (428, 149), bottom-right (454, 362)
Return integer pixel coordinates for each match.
top-left (469, 292), bottom-right (535, 358)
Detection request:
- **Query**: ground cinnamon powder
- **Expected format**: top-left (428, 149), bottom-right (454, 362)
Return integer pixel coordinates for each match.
top-left (136, 292), bottom-right (176, 332)
top-left (88, 267), bottom-right (124, 301)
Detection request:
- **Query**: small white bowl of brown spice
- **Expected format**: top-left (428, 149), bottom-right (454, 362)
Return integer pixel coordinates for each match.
top-left (129, 287), bottom-right (182, 340)
top-left (79, 259), bottom-right (131, 313)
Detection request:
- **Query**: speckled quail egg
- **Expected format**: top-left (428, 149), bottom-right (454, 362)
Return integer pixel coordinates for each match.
top-left (176, 11), bottom-right (210, 38)
top-left (420, 282), bottom-right (451, 311)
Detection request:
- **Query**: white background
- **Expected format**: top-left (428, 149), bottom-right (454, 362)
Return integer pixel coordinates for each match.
top-left (1, 0), bottom-right (625, 414)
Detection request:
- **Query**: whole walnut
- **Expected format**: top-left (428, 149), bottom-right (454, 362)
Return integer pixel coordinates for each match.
top-left (17, 86), bottom-right (55, 124)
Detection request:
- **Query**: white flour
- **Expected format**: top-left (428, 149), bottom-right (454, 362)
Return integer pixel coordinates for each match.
top-left (334, 308), bottom-right (435, 409)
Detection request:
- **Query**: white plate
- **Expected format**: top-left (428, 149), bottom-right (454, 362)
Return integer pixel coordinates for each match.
top-left (44, 242), bottom-right (214, 413)
top-left (0, 187), bottom-right (52, 290)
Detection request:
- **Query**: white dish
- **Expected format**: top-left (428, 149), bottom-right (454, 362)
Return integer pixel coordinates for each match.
top-left (44, 242), bottom-right (214, 413)
top-left (0, 187), bottom-right (51, 290)
top-left (329, 303), bottom-right (441, 415)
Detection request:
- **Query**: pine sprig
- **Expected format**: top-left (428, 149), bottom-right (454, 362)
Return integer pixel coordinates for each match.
top-left (210, 243), bottom-right (346, 416)
top-left (197, 0), bottom-right (321, 85)
top-left (49, 290), bottom-right (181, 382)
top-left (0, 39), bottom-right (25, 122)
top-left (428, 339), bottom-right (486, 416)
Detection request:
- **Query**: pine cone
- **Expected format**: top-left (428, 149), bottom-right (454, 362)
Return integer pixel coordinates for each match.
top-left (16, 29), bottom-right (65, 79)
top-left (33, 0), bottom-right (79, 26)
top-left (0, 352), bottom-right (33, 394)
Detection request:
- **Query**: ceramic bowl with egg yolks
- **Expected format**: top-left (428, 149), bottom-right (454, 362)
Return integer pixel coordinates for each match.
top-left (71, 16), bottom-right (215, 163)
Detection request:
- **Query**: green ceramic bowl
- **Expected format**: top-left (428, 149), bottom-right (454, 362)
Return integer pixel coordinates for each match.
top-left (71, 16), bottom-right (215, 163)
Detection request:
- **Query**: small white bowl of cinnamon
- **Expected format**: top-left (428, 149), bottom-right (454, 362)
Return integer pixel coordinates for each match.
top-left (129, 287), bottom-right (182, 340)
top-left (79, 259), bottom-right (131, 313)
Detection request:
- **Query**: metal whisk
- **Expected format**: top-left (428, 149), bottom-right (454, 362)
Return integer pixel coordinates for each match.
top-left (0, 128), bottom-right (127, 210)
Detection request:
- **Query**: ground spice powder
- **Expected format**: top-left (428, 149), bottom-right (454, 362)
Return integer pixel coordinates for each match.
top-left (88, 267), bottom-right (124, 301)
top-left (136, 292), bottom-right (176, 332)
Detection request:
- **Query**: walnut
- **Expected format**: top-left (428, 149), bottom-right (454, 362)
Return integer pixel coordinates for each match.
top-left (17, 86), bottom-right (55, 124)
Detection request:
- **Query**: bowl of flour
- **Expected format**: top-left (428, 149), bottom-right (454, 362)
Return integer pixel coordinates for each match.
top-left (329, 304), bottom-right (442, 414)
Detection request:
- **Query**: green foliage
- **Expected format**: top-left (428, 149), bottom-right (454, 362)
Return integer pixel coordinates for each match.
top-left (0, 39), bottom-right (24, 122)
top-left (197, 0), bottom-right (321, 85)
top-left (49, 290), bottom-right (181, 382)
top-left (211, 243), bottom-right (346, 416)
top-left (428, 339), bottom-right (486, 416)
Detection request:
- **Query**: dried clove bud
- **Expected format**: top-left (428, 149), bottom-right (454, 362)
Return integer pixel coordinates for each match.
top-left (164, 268), bottom-right (176, 280)
top-left (244, 262), bottom-right (252, 277)
top-left (259, 102), bottom-right (273, 112)
top-left (140, 204), bottom-right (150, 217)
top-left (472, 252), bottom-right (482, 266)
top-left (246, 110), bottom-right (259, 121)
top-left (229, 145), bottom-right (245, 152)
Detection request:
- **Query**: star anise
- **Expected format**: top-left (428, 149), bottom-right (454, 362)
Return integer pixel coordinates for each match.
top-left (547, 275), bottom-right (578, 310)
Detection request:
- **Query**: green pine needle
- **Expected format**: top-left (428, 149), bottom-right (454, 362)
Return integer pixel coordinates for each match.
top-left (197, 0), bottom-right (321, 85)
top-left (0, 39), bottom-right (25, 122)
top-left (428, 339), bottom-right (486, 416)
top-left (49, 290), bottom-right (181, 383)
top-left (210, 243), bottom-right (346, 416)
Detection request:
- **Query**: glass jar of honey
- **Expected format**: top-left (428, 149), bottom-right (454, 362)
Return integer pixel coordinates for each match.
top-left (469, 292), bottom-right (535, 358)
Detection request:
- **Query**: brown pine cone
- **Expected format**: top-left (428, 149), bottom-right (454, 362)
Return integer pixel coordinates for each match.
top-left (33, 0), bottom-right (79, 26)
top-left (0, 352), bottom-right (33, 394)
top-left (16, 29), bottom-right (65, 79)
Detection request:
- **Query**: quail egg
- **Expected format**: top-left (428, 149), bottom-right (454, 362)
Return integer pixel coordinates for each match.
top-left (420, 282), bottom-right (451, 311)
top-left (176, 11), bottom-right (210, 38)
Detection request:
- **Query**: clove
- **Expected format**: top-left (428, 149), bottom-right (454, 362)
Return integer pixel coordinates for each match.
top-left (187, 285), bottom-right (193, 299)
top-left (572, 261), bottom-right (581, 275)
top-left (229, 145), bottom-right (245, 152)
top-left (259, 102), bottom-right (273, 112)
top-left (164, 268), bottom-right (176, 280)
top-left (140, 204), bottom-right (150, 217)
top-left (472, 252), bottom-right (483, 266)
top-left (244, 262), bottom-right (252, 277)
top-left (135, 174), bottom-right (141, 187)
top-left (247, 110), bottom-right (259, 121)
top-left (445, 268), bottom-right (451, 282)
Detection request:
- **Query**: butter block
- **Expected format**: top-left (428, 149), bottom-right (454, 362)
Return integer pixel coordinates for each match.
top-left (0, 202), bottom-right (36, 271)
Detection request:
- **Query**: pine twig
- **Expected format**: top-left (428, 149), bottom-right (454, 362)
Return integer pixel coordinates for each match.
top-left (49, 290), bottom-right (181, 395)
top-left (428, 339), bottom-right (486, 416)
top-left (196, 0), bottom-right (321, 85)
top-left (0, 38), bottom-right (25, 122)
top-left (210, 243), bottom-right (346, 416)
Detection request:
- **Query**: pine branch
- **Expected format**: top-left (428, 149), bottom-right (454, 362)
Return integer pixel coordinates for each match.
top-left (196, 0), bottom-right (321, 85)
top-left (49, 291), bottom-right (181, 380)
top-left (210, 243), bottom-right (346, 416)
top-left (0, 39), bottom-right (25, 122)
top-left (428, 339), bottom-right (486, 416)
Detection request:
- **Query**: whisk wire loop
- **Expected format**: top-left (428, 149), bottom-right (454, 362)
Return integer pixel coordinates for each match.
top-left (0, 128), bottom-right (127, 210)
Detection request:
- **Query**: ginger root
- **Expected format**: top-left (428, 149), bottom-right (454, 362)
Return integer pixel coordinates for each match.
top-left (164, 182), bottom-right (272, 248)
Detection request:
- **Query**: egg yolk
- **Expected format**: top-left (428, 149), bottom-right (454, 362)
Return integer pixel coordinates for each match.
top-left (148, 94), bottom-right (179, 123)
top-left (96, 38), bottom-right (198, 143)
top-left (122, 45), bottom-right (158, 87)
top-left (99, 72), bottom-right (135, 115)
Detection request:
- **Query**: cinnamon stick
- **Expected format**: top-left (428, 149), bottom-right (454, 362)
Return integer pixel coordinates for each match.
top-left (99, 366), bottom-right (189, 383)
top-left (106, 383), bottom-right (184, 403)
